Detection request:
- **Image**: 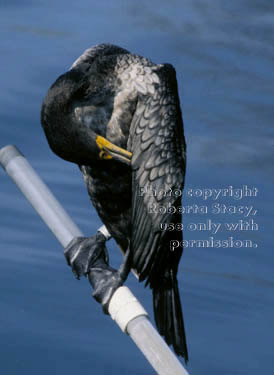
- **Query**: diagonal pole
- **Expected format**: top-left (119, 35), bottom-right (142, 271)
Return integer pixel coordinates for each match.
top-left (0, 144), bottom-right (189, 375)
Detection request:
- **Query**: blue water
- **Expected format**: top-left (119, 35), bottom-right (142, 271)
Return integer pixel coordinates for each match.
top-left (1, 1), bottom-right (273, 374)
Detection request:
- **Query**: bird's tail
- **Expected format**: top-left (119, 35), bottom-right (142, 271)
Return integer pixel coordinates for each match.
top-left (152, 268), bottom-right (188, 362)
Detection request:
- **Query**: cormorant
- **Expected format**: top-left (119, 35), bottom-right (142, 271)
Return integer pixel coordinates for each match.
top-left (41, 43), bottom-right (188, 361)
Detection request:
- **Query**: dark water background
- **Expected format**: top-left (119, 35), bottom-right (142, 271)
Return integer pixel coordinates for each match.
top-left (0, 1), bottom-right (273, 374)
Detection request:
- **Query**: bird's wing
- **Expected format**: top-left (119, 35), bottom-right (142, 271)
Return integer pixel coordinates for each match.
top-left (128, 63), bottom-right (186, 284)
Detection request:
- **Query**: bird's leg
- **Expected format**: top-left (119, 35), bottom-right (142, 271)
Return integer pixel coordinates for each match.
top-left (118, 247), bottom-right (132, 280)
top-left (64, 230), bottom-right (110, 279)
top-left (88, 248), bottom-right (132, 314)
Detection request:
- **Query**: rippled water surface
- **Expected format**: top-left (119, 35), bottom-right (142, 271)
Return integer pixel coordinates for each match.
top-left (0, 1), bottom-right (273, 374)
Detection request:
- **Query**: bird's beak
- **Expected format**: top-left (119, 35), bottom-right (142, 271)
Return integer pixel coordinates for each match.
top-left (96, 135), bottom-right (132, 165)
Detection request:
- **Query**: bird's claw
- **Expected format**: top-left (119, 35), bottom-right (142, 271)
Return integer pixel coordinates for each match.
top-left (88, 266), bottom-right (124, 314)
top-left (64, 232), bottom-right (108, 279)
top-left (65, 232), bottom-right (123, 314)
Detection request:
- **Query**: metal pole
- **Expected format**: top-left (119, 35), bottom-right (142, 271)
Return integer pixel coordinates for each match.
top-left (0, 145), bottom-right (189, 375)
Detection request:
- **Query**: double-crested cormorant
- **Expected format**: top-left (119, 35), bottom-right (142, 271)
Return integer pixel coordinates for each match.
top-left (41, 44), bottom-right (188, 361)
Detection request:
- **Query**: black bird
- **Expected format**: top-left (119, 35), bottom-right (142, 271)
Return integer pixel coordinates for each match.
top-left (41, 44), bottom-right (188, 361)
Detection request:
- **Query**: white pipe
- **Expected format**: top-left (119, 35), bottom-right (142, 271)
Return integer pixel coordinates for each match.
top-left (0, 145), bottom-right (189, 375)
top-left (0, 145), bottom-right (82, 247)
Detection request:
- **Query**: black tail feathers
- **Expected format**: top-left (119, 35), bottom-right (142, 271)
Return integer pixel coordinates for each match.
top-left (152, 269), bottom-right (188, 362)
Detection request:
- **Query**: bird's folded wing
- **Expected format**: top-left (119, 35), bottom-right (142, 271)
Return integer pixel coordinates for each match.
top-left (128, 64), bottom-right (186, 283)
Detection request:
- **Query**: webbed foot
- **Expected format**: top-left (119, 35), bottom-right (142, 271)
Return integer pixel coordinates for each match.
top-left (88, 266), bottom-right (124, 314)
top-left (64, 232), bottom-right (108, 279)
top-left (65, 231), bottom-right (127, 314)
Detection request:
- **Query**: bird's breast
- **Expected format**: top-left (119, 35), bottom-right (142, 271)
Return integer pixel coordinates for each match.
top-left (81, 163), bottom-right (132, 249)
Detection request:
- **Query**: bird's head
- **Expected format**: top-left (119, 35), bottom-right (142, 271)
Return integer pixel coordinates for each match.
top-left (41, 69), bottom-right (131, 166)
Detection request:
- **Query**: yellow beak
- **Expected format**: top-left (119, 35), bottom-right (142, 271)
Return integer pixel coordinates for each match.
top-left (96, 135), bottom-right (132, 165)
